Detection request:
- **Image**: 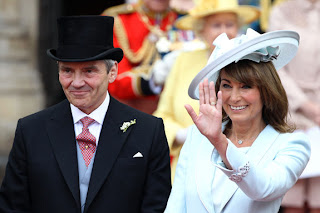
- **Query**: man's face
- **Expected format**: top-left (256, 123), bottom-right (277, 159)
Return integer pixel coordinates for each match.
top-left (58, 60), bottom-right (117, 114)
top-left (143, 0), bottom-right (170, 13)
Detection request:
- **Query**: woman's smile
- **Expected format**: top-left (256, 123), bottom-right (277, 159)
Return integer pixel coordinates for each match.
top-left (229, 105), bottom-right (247, 111)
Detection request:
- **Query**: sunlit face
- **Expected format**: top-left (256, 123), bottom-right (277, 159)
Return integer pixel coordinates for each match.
top-left (143, 0), bottom-right (170, 13)
top-left (201, 12), bottom-right (239, 48)
top-left (59, 60), bottom-right (117, 114)
top-left (219, 70), bottom-right (263, 126)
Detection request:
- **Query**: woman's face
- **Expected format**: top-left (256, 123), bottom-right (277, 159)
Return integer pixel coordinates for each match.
top-left (201, 12), bottom-right (239, 46)
top-left (219, 70), bottom-right (264, 126)
top-left (143, 0), bottom-right (170, 13)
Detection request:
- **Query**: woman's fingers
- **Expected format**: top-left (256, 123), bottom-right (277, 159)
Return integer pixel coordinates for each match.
top-left (199, 78), bottom-right (218, 108)
top-left (199, 81), bottom-right (204, 105)
top-left (203, 79), bottom-right (210, 105)
top-left (185, 104), bottom-right (197, 123)
top-left (216, 91), bottom-right (223, 113)
top-left (199, 79), bottom-right (215, 105)
top-left (209, 81), bottom-right (216, 106)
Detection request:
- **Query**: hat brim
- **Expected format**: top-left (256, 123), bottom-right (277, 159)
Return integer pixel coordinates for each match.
top-left (175, 6), bottom-right (260, 30)
top-left (188, 30), bottom-right (299, 100)
top-left (47, 48), bottom-right (124, 63)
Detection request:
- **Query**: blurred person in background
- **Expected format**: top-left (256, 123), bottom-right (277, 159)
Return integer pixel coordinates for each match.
top-left (102, 0), bottom-right (195, 114)
top-left (153, 0), bottom-right (260, 181)
top-left (268, 0), bottom-right (320, 212)
top-left (237, 0), bottom-right (287, 33)
top-left (170, 0), bottom-right (196, 13)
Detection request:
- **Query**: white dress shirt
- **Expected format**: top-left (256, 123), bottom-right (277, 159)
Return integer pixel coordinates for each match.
top-left (71, 92), bottom-right (110, 145)
top-left (70, 92), bottom-right (110, 212)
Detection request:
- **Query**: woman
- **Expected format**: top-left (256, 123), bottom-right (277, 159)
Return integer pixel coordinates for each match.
top-left (164, 29), bottom-right (311, 212)
top-left (153, 0), bottom-right (260, 181)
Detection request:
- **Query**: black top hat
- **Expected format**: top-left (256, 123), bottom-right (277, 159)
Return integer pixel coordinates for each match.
top-left (47, 15), bottom-right (123, 62)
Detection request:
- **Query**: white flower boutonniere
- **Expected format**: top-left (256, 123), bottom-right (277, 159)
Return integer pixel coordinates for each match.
top-left (120, 119), bottom-right (136, 133)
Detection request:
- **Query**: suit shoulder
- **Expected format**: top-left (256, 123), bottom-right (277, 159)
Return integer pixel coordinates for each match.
top-left (101, 4), bottom-right (136, 17)
top-left (284, 131), bottom-right (310, 144)
top-left (113, 98), bottom-right (161, 122)
top-left (20, 100), bottom-right (69, 123)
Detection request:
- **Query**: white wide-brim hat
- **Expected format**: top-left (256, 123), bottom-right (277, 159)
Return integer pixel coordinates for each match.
top-left (188, 28), bottom-right (300, 100)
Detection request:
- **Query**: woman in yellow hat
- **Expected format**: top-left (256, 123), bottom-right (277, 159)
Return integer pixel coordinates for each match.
top-left (153, 0), bottom-right (260, 182)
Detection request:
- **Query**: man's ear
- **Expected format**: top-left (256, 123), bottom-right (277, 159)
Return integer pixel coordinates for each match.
top-left (108, 61), bottom-right (118, 83)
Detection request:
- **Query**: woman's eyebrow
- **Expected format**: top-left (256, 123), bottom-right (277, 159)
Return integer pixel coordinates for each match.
top-left (221, 78), bottom-right (231, 83)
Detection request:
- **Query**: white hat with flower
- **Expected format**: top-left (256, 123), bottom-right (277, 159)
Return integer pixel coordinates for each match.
top-left (188, 28), bottom-right (300, 100)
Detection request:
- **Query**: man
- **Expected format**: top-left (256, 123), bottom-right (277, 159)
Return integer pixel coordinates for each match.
top-left (102, 0), bottom-right (194, 114)
top-left (0, 16), bottom-right (171, 213)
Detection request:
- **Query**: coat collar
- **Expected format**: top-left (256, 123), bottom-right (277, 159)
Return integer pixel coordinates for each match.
top-left (195, 124), bottom-right (279, 212)
top-left (46, 100), bottom-right (81, 207)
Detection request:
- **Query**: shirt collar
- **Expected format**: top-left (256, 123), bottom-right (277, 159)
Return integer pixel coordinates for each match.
top-left (70, 92), bottom-right (110, 125)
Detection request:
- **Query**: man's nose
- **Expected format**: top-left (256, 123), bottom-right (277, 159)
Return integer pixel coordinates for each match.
top-left (71, 72), bottom-right (85, 87)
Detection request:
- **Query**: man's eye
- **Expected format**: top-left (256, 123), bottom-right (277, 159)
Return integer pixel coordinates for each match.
top-left (62, 69), bottom-right (71, 73)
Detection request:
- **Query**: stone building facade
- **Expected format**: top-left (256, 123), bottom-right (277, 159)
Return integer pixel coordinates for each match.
top-left (0, 0), bottom-right (43, 178)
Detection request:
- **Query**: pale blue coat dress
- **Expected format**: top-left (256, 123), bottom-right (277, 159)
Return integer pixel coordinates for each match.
top-left (165, 123), bottom-right (311, 213)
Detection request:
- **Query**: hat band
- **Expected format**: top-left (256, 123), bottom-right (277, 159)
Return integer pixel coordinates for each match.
top-left (56, 45), bottom-right (113, 59)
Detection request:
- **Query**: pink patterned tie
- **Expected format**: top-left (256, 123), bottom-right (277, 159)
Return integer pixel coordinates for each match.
top-left (76, 116), bottom-right (96, 167)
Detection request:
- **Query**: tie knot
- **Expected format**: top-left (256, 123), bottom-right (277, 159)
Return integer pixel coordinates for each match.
top-left (80, 116), bottom-right (95, 129)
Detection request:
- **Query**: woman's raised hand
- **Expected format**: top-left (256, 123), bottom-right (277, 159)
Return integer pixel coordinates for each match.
top-left (185, 78), bottom-right (223, 143)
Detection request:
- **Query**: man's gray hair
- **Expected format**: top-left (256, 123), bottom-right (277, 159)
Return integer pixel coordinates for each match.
top-left (104, 59), bottom-right (116, 73)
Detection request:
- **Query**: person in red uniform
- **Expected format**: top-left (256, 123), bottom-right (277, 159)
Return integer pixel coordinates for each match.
top-left (102, 0), bottom-right (194, 114)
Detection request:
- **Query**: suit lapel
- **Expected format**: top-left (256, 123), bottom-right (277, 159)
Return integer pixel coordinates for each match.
top-left (195, 136), bottom-right (239, 213)
top-left (247, 125), bottom-right (280, 164)
top-left (85, 97), bottom-right (135, 211)
top-left (46, 100), bottom-right (81, 207)
top-left (195, 137), bottom-right (215, 213)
